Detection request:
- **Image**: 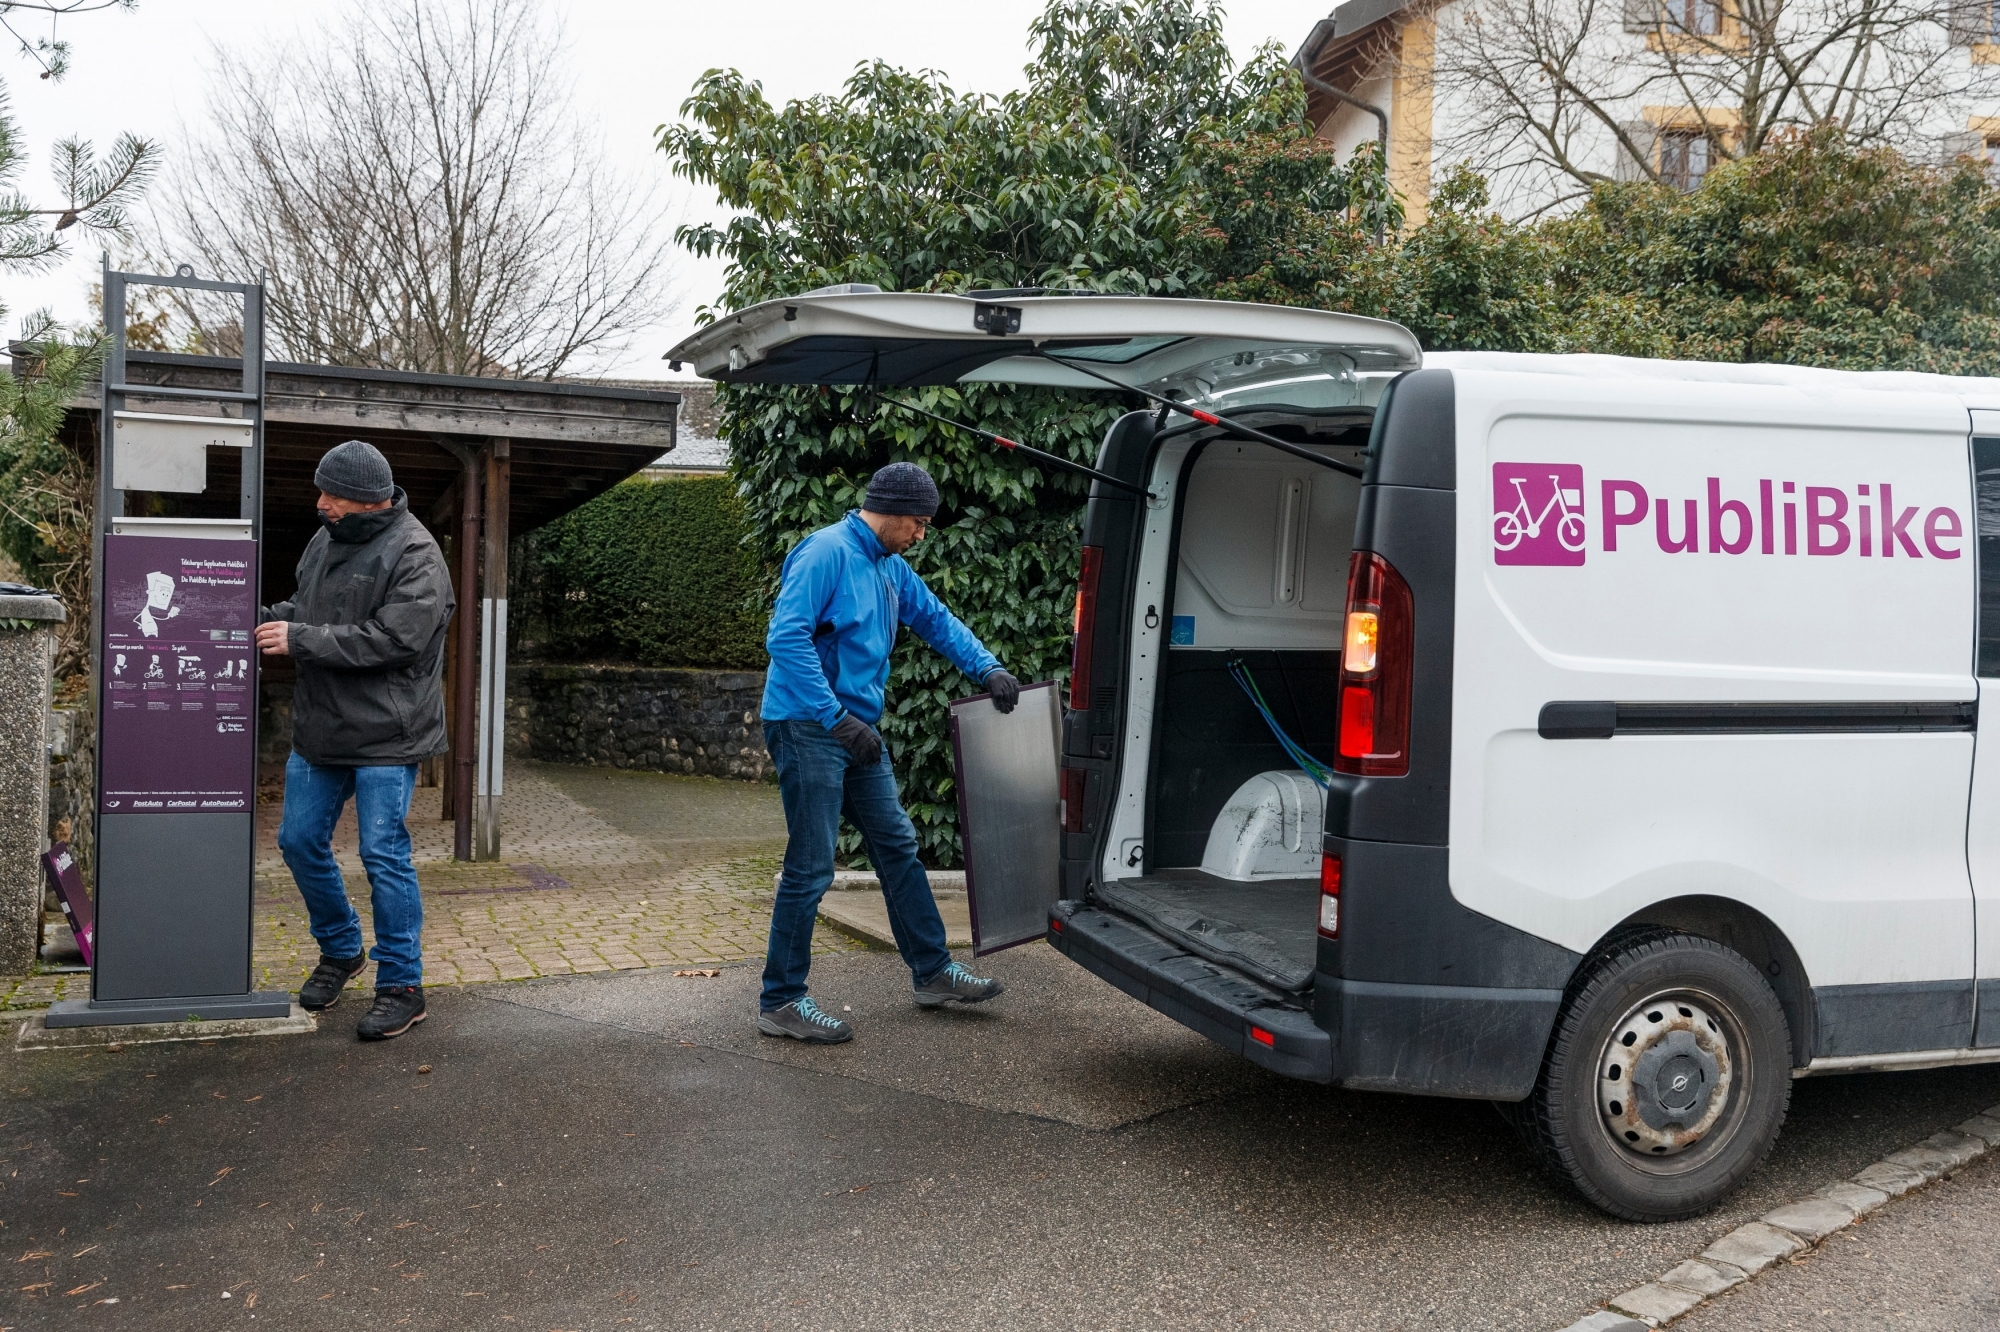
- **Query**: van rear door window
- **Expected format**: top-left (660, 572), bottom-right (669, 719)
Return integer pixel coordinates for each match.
top-left (1975, 437), bottom-right (2000, 677)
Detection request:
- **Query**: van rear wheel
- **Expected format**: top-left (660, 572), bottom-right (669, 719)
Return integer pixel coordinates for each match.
top-left (1522, 931), bottom-right (1792, 1222)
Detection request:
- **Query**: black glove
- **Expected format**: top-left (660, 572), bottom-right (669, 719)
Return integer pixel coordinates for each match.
top-left (828, 713), bottom-right (883, 766)
top-left (984, 669), bottom-right (1021, 714)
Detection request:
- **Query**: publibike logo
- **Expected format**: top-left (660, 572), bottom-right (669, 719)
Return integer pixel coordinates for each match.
top-left (1491, 462), bottom-right (1968, 567)
top-left (1492, 463), bottom-right (1586, 566)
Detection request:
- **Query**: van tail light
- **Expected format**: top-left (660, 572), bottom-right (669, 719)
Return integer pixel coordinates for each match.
top-left (1318, 853), bottom-right (1342, 940)
top-left (1069, 545), bottom-right (1103, 709)
top-left (1334, 550), bottom-right (1413, 777)
top-left (1060, 765), bottom-right (1088, 834)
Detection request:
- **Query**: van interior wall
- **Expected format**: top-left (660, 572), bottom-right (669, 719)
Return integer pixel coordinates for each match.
top-left (1142, 432), bottom-right (1361, 872)
top-left (1147, 648), bottom-right (1340, 868)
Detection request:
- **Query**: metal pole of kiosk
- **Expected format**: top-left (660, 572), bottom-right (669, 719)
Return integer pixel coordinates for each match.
top-left (46, 263), bottom-right (291, 1027)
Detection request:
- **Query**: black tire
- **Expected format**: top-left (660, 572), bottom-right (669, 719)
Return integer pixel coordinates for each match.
top-left (1518, 930), bottom-right (1792, 1222)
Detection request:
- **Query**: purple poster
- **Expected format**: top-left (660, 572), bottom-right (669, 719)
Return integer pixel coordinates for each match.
top-left (99, 535), bottom-right (258, 814)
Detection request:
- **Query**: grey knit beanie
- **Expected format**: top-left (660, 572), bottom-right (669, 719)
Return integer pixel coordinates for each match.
top-left (314, 439), bottom-right (395, 504)
top-left (862, 461), bottom-right (939, 517)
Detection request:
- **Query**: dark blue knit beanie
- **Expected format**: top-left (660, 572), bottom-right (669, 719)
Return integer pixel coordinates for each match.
top-left (862, 461), bottom-right (939, 517)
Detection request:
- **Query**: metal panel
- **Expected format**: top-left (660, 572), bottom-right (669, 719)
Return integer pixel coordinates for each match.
top-left (949, 681), bottom-right (1062, 955)
top-left (111, 517), bottom-right (252, 540)
top-left (92, 811), bottom-right (252, 1000)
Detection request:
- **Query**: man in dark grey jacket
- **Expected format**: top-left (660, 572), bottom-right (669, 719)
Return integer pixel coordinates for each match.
top-left (257, 440), bottom-right (454, 1040)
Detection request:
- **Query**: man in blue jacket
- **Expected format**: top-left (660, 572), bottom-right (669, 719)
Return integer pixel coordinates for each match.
top-left (758, 461), bottom-right (1021, 1043)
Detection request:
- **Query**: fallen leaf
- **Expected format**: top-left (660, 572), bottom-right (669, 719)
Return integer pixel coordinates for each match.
top-left (613, 1237), bottom-right (627, 1245)
top-left (850, 1184), bottom-right (872, 1193)
top-left (246, 1292), bottom-right (257, 1308)
top-left (417, 1065), bottom-right (433, 1074)
top-left (672, 969), bottom-right (720, 978)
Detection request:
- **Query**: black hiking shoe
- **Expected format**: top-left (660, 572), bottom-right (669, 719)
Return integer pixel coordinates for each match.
top-left (756, 997), bottom-right (853, 1043)
top-left (913, 961), bottom-right (1005, 1007)
top-left (357, 986), bottom-right (427, 1041)
top-left (298, 953), bottom-right (367, 1011)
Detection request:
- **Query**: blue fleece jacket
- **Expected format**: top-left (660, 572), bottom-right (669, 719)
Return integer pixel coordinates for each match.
top-left (761, 511), bottom-right (1001, 729)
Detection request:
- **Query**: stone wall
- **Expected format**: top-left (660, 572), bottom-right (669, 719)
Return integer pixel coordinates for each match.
top-left (259, 662), bottom-right (772, 782)
top-left (513, 664), bottom-right (770, 780)
top-left (0, 595), bottom-right (63, 974)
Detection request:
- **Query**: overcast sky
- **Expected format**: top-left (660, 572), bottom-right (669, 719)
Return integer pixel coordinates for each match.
top-left (3, 0), bottom-right (1327, 381)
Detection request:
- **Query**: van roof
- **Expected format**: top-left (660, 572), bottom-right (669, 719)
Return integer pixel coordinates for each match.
top-left (1428, 351), bottom-right (2000, 411)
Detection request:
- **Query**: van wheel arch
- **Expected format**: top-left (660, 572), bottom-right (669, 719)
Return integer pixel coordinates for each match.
top-left (1604, 897), bottom-right (1812, 1069)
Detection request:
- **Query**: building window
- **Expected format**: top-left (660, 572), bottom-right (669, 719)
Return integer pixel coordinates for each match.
top-left (1669, 0), bottom-right (1722, 34)
top-left (1659, 131), bottom-right (1712, 190)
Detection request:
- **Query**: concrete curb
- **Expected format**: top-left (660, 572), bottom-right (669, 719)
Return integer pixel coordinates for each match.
top-left (13, 1004), bottom-right (317, 1051)
top-left (772, 869), bottom-right (969, 892)
top-left (1555, 1103), bottom-right (2000, 1330)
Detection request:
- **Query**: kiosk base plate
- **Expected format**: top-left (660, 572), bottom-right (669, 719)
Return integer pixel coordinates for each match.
top-left (44, 990), bottom-right (295, 1028)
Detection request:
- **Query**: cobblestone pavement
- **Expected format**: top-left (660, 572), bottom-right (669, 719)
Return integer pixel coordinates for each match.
top-left (1, 760), bottom-right (860, 1008)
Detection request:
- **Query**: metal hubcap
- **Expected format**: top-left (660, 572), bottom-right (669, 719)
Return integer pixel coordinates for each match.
top-left (1598, 994), bottom-right (1733, 1158)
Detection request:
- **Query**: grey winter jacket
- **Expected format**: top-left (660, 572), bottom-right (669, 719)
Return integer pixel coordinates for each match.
top-left (263, 489), bottom-right (455, 765)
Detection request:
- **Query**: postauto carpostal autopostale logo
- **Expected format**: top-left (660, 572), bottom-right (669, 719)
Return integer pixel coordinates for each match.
top-left (1491, 462), bottom-right (1970, 567)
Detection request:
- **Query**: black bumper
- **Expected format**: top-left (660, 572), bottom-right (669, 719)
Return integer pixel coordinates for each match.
top-left (1047, 900), bottom-right (1332, 1082)
top-left (1048, 899), bottom-right (1565, 1098)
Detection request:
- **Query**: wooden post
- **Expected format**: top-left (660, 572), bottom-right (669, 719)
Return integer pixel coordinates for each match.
top-left (475, 441), bottom-right (511, 860)
top-left (452, 453), bottom-right (481, 862)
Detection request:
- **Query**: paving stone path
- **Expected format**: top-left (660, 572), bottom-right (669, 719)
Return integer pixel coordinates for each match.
top-left (2, 760), bottom-right (862, 1008)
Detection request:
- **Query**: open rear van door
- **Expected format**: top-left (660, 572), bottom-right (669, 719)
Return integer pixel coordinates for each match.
top-left (949, 681), bottom-right (1063, 955)
top-left (662, 289), bottom-right (1421, 402)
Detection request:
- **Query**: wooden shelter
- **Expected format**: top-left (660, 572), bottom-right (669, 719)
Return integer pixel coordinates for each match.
top-left (65, 350), bottom-right (681, 860)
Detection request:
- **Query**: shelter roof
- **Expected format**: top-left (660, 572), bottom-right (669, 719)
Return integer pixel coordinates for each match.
top-left (63, 350), bottom-right (680, 599)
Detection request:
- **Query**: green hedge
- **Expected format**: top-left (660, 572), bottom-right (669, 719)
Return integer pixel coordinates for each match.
top-left (514, 475), bottom-right (767, 669)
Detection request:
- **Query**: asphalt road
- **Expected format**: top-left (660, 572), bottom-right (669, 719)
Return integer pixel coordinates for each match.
top-left (5, 946), bottom-right (2000, 1331)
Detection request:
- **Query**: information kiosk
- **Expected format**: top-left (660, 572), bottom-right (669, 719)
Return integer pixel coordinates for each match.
top-left (46, 266), bottom-right (291, 1027)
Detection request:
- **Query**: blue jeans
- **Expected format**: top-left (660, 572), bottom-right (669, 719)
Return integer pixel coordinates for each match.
top-left (277, 752), bottom-right (424, 987)
top-left (761, 719), bottom-right (952, 1011)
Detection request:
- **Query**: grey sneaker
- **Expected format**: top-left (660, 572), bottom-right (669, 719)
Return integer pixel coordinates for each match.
top-left (757, 997), bottom-right (853, 1044)
top-left (914, 961), bottom-right (1005, 1007)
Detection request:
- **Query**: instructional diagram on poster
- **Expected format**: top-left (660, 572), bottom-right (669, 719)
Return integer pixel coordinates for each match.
top-left (99, 534), bottom-right (258, 814)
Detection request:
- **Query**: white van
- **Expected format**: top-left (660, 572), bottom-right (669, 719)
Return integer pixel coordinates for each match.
top-left (668, 291), bottom-right (2000, 1222)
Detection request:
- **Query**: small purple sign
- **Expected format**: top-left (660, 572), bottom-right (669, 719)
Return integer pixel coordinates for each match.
top-left (1493, 462), bottom-right (1588, 566)
top-left (99, 535), bottom-right (258, 814)
top-left (40, 843), bottom-right (92, 965)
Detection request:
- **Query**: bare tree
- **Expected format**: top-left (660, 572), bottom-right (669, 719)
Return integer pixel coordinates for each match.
top-left (151, 0), bottom-right (672, 379)
top-left (1430, 0), bottom-right (1991, 214)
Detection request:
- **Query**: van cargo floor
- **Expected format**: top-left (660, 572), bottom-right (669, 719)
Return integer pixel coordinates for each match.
top-left (1096, 871), bottom-right (1318, 992)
